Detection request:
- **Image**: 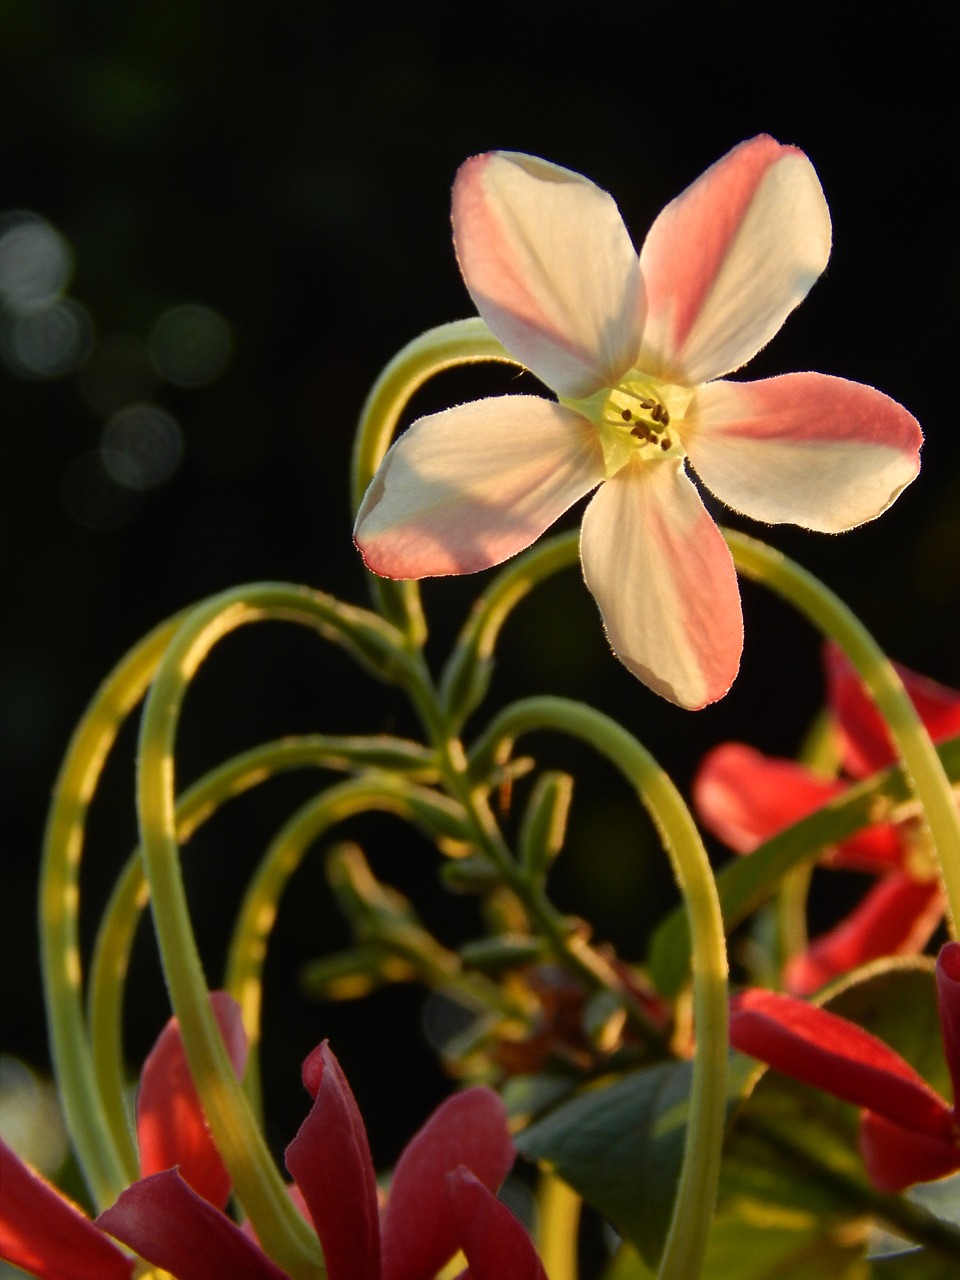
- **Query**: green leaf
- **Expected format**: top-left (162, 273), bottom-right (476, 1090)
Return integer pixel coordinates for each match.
top-left (515, 1053), bottom-right (757, 1266)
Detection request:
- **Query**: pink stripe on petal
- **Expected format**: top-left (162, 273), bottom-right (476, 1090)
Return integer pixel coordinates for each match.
top-left (580, 458), bottom-right (742, 708)
top-left (730, 990), bottom-right (954, 1138)
top-left (355, 397), bottom-right (604, 579)
top-left (784, 874), bottom-right (945, 996)
top-left (285, 1043), bottom-right (382, 1280)
top-left (0, 1142), bottom-right (133, 1280)
top-left (638, 137), bottom-right (831, 383)
top-left (694, 743), bottom-right (845, 854)
top-left (446, 1169), bottom-right (547, 1280)
top-left (860, 1110), bottom-right (960, 1192)
top-left (686, 373), bottom-right (922, 533)
top-left (97, 1171), bottom-right (287, 1280)
top-left (453, 152), bottom-right (645, 398)
top-left (137, 991), bottom-right (248, 1208)
top-left (382, 1088), bottom-right (514, 1280)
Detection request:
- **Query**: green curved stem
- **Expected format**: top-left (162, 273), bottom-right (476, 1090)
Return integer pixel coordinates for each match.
top-left (439, 530), bottom-right (580, 728)
top-left (136, 583), bottom-right (418, 1280)
top-left (88, 735), bottom-right (434, 1168)
top-left (224, 774), bottom-right (472, 1106)
top-left (350, 317), bottom-right (517, 642)
top-left (470, 697), bottom-right (728, 1280)
top-left (726, 529), bottom-right (960, 932)
top-left (40, 612), bottom-right (184, 1208)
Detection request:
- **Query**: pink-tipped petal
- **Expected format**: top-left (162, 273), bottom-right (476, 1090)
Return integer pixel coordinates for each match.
top-left (452, 152), bottom-right (645, 398)
top-left (355, 396), bottom-right (604, 579)
top-left (936, 943), bottom-right (960, 1106)
top-left (0, 1142), bottom-right (133, 1280)
top-left (683, 373), bottom-right (922, 532)
top-left (784, 874), bottom-right (945, 996)
top-left (860, 1110), bottom-right (960, 1192)
top-left (97, 1170), bottom-right (287, 1280)
top-left (825, 643), bottom-right (960, 776)
top-left (638, 136), bottom-right (831, 384)
top-left (580, 457), bottom-right (742, 708)
top-left (693, 743), bottom-right (846, 854)
top-left (446, 1168), bottom-right (548, 1280)
top-left (381, 1088), bottom-right (515, 1280)
top-left (137, 991), bottom-right (248, 1208)
top-left (730, 989), bottom-right (954, 1139)
top-left (285, 1043), bottom-right (382, 1280)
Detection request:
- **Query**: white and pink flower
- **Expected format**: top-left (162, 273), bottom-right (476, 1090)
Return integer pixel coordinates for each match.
top-left (354, 138), bottom-right (922, 708)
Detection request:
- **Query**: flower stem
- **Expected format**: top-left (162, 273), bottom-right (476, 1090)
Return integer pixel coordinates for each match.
top-left (725, 529), bottom-right (960, 933)
top-left (136, 583), bottom-right (417, 1280)
top-left (470, 697), bottom-right (728, 1280)
top-left (350, 317), bottom-right (517, 643)
top-left (536, 1174), bottom-right (582, 1280)
top-left (40, 613), bottom-right (184, 1209)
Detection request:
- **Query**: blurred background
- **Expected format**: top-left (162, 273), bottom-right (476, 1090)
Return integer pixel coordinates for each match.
top-left (2, 0), bottom-right (957, 1184)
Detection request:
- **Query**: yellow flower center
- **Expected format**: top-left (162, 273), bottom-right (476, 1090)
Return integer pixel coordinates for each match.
top-left (568, 372), bottom-right (695, 479)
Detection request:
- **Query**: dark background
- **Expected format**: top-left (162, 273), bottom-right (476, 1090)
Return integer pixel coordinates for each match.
top-left (3, 0), bottom-right (957, 1172)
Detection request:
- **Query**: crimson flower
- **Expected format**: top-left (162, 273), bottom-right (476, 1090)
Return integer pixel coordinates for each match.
top-left (693, 645), bottom-right (960, 993)
top-left (97, 1038), bottom-right (546, 1280)
top-left (354, 138), bottom-right (921, 708)
top-left (730, 941), bottom-right (960, 1192)
top-left (0, 991), bottom-right (247, 1280)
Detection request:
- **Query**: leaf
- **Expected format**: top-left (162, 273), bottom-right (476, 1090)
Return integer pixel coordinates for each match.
top-left (514, 1053), bottom-right (757, 1265)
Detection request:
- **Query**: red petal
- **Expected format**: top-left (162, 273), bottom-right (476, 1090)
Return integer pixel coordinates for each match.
top-left (860, 1110), bottom-right (960, 1192)
top-left (446, 1168), bottom-right (547, 1280)
top-left (284, 1043), bottom-right (382, 1280)
top-left (97, 1170), bottom-right (286, 1280)
top-left (137, 991), bottom-right (248, 1208)
top-left (784, 874), bottom-right (945, 995)
top-left (381, 1088), bottom-right (515, 1280)
top-left (824, 643), bottom-right (960, 776)
top-left (693, 743), bottom-right (844, 853)
top-left (0, 1142), bottom-right (133, 1280)
top-left (729, 989), bottom-right (953, 1138)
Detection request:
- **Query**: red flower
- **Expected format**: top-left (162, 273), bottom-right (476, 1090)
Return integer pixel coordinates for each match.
top-left (693, 645), bottom-right (960, 992)
top-left (0, 991), bottom-right (247, 1280)
top-left (729, 941), bottom-right (960, 1192)
top-left (97, 1040), bottom-right (546, 1280)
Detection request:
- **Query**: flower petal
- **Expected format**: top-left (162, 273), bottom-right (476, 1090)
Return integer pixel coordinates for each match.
top-left (452, 152), bottom-right (645, 398)
top-left (446, 1168), bottom-right (548, 1280)
top-left (825, 643), bottom-right (960, 776)
top-left (96, 1170), bottom-right (287, 1280)
top-left (784, 874), bottom-right (945, 996)
top-left (0, 1141), bottom-right (133, 1280)
top-left (355, 396), bottom-right (604, 578)
top-left (284, 1043), bottom-right (382, 1280)
top-left (137, 991), bottom-right (248, 1208)
top-left (381, 1087), bottom-right (515, 1280)
top-left (860, 1110), bottom-right (960, 1192)
top-left (638, 135), bottom-right (831, 384)
top-left (683, 373), bottom-right (922, 532)
top-left (729, 989), bottom-right (954, 1139)
top-left (579, 457), bottom-right (742, 708)
top-left (694, 743), bottom-right (845, 854)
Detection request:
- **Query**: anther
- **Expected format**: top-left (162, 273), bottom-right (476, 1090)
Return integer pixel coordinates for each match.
top-left (660, 436), bottom-right (671, 451)
top-left (650, 403), bottom-right (663, 423)
top-left (639, 399), bottom-right (655, 410)
top-left (621, 408), bottom-right (633, 421)
top-left (661, 409), bottom-right (670, 426)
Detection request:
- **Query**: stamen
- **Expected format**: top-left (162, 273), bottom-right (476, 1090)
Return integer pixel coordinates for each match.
top-left (660, 408), bottom-right (670, 426)
top-left (660, 436), bottom-right (671, 451)
top-left (621, 408), bottom-right (633, 421)
top-left (650, 403), bottom-right (663, 423)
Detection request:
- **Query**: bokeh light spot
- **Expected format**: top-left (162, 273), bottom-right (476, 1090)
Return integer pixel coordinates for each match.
top-left (100, 403), bottom-right (183, 490)
top-left (149, 303), bottom-right (232, 388)
top-left (1, 297), bottom-right (93, 379)
top-left (0, 1056), bottom-right (68, 1176)
top-left (0, 212), bottom-right (73, 308)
